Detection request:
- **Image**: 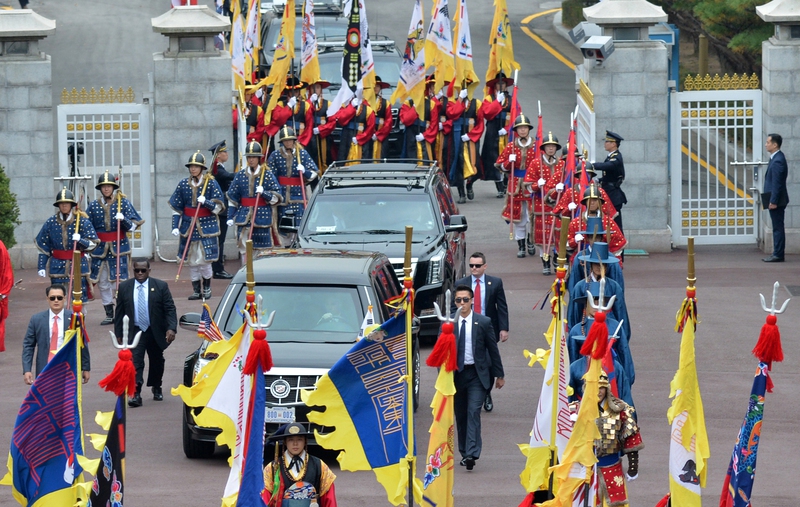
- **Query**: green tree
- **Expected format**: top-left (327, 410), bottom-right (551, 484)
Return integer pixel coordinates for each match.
top-left (693, 0), bottom-right (772, 58)
top-left (0, 164), bottom-right (21, 249)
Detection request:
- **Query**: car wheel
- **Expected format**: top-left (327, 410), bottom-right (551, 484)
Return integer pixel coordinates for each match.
top-left (413, 337), bottom-right (420, 412)
top-left (183, 406), bottom-right (215, 459)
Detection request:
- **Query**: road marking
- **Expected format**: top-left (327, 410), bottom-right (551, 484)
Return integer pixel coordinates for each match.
top-left (520, 9), bottom-right (576, 71)
top-left (681, 144), bottom-right (753, 203)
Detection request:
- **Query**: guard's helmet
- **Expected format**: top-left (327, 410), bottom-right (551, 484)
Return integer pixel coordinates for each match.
top-left (581, 182), bottom-right (604, 203)
top-left (244, 140), bottom-right (264, 158)
top-left (95, 171), bottom-right (119, 190)
top-left (185, 151), bottom-right (207, 169)
top-left (540, 132), bottom-right (561, 151)
top-left (598, 370), bottom-right (610, 388)
top-left (513, 114), bottom-right (533, 131)
top-left (54, 187), bottom-right (77, 207)
top-left (278, 126), bottom-right (297, 144)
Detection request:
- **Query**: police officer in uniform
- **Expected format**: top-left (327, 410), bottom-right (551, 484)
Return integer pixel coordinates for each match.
top-left (227, 140), bottom-right (283, 262)
top-left (209, 141), bottom-right (235, 279)
top-left (87, 172), bottom-right (144, 324)
top-left (592, 130), bottom-right (627, 234)
top-left (169, 152), bottom-right (226, 300)
top-left (36, 188), bottom-right (99, 303)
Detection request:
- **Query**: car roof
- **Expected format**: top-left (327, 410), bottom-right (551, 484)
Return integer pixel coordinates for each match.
top-left (229, 248), bottom-right (388, 285)
top-left (317, 161), bottom-right (442, 192)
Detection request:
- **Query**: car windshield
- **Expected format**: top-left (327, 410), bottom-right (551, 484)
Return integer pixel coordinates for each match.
top-left (302, 193), bottom-right (439, 235)
top-left (223, 285), bottom-right (362, 342)
top-left (265, 17), bottom-right (347, 54)
top-left (320, 55), bottom-right (401, 93)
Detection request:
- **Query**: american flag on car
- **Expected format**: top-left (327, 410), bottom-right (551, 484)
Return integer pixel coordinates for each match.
top-left (198, 304), bottom-right (225, 342)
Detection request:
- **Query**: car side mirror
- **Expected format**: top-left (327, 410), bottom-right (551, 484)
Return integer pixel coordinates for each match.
top-left (278, 215), bottom-right (299, 235)
top-left (445, 214), bottom-right (468, 233)
top-left (179, 312), bottom-right (201, 332)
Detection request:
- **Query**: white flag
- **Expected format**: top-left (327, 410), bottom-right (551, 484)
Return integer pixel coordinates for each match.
top-left (455, 0), bottom-right (473, 63)
top-left (231, 10), bottom-right (246, 82)
top-left (243, 0), bottom-right (259, 60)
top-left (427, 0), bottom-right (454, 57)
top-left (301, 0), bottom-right (318, 68)
top-left (357, 305), bottom-right (375, 340)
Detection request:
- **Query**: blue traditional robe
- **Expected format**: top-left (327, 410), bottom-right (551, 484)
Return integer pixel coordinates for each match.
top-left (267, 146), bottom-right (318, 220)
top-left (35, 211), bottom-right (99, 301)
top-left (567, 245), bottom-right (625, 295)
top-left (227, 166), bottom-right (283, 249)
top-left (569, 355), bottom-right (634, 409)
top-left (568, 277), bottom-right (631, 343)
top-left (168, 174), bottom-right (225, 263)
top-left (86, 194), bottom-right (144, 283)
top-left (567, 316), bottom-right (634, 386)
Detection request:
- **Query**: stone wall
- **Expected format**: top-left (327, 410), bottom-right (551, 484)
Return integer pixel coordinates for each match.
top-left (579, 41), bottom-right (671, 252)
top-left (152, 52), bottom-right (232, 259)
top-left (0, 53), bottom-right (54, 267)
top-left (761, 37), bottom-right (800, 254)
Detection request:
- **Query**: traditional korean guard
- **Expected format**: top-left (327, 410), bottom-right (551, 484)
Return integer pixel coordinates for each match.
top-left (307, 79), bottom-right (334, 171)
top-left (87, 171), bottom-right (144, 325)
top-left (566, 183), bottom-right (627, 255)
top-left (169, 152), bottom-right (226, 300)
top-left (36, 188), bottom-right (99, 303)
top-left (495, 115), bottom-right (536, 259)
top-left (398, 75), bottom-right (440, 160)
top-left (523, 131), bottom-right (564, 274)
top-left (480, 72), bottom-right (513, 198)
top-left (226, 140), bottom-right (283, 262)
top-left (268, 126), bottom-right (319, 222)
top-left (371, 76), bottom-right (394, 159)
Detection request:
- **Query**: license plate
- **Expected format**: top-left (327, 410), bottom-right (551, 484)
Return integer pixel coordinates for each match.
top-left (265, 406), bottom-right (295, 423)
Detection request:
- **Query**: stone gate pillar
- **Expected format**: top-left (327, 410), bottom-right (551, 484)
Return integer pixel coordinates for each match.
top-left (757, 0), bottom-right (800, 254)
top-left (151, 6), bottom-right (231, 258)
top-left (0, 10), bottom-right (56, 267)
top-left (578, 0), bottom-right (671, 252)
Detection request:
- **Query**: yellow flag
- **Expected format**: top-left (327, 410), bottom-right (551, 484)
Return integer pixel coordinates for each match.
top-left (422, 367), bottom-right (456, 507)
top-left (391, 0), bottom-right (427, 113)
top-left (485, 0), bottom-right (520, 87)
top-left (231, 0), bottom-right (246, 93)
top-left (263, 0), bottom-right (296, 122)
top-left (424, 0), bottom-right (456, 95)
top-left (299, 0), bottom-right (321, 86)
top-left (452, 0), bottom-right (480, 97)
top-left (666, 311), bottom-right (710, 506)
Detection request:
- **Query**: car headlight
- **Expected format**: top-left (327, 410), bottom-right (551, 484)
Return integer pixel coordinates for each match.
top-left (427, 249), bottom-right (445, 285)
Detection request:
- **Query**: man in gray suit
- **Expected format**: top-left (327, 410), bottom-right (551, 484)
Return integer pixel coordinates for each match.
top-left (451, 284), bottom-right (505, 471)
top-left (22, 284), bottom-right (91, 385)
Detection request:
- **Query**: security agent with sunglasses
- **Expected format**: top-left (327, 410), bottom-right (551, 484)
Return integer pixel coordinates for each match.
top-left (448, 284), bottom-right (505, 471)
top-left (454, 252), bottom-right (509, 412)
top-left (114, 258), bottom-right (177, 407)
top-left (22, 284), bottom-right (90, 385)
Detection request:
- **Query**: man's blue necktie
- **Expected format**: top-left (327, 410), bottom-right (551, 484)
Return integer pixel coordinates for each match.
top-left (457, 319), bottom-right (466, 372)
top-left (137, 284), bottom-right (149, 332)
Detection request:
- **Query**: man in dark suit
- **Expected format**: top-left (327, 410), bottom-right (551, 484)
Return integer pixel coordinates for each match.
top-left (455, 252), bottom-right (508, 412)
top-left (592, 130), bottom-right (627, 234)
top-left (115, 258), bottom-right (177, 407)
top-left (763, 133), bottom-right (789, 262)
top-left (451, 284), bottom-right (505, 471)
top-left (210, 140), bottom-right (235, 279)
top-left (22, 284), bottom-right (90, 385)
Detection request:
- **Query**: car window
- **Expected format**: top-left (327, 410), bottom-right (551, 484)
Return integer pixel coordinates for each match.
top-left (264, 17), bottom-right (347, 54)
top-left (302, 193), bottom-right (439, 235)
top-left (222, 285), bottom-right (362, 342)
top-left (319, 53), bottom-right (400, 93)
top-left (434, 179), bottom-right (452, 226)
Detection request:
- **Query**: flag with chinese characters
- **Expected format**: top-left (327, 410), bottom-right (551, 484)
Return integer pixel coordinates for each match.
top-left (243, 0), bottom-right (261, 82)
top-left (300, 0), bottom-right (321, 87)
top-left (485, 0), bottom-right (520, 87)
top-left (453, 0), bottom-right (479, 97)
top-left (390, 0), bottom-right (427, 116)
top-left (231, 0), bottom-right (246, 92)
top-left (425, 0), bottom-right (455, 95)
top-left (301, 311), bottom-right (423, 505)
top-left (263, 0), bottom-right (296, 122)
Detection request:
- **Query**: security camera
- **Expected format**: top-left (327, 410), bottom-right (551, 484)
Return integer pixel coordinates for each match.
top-left (581, 35), bottom-right (614, 65)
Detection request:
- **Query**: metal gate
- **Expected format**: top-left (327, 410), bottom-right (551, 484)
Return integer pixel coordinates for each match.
top-left (57, 87), bottom-right (152, 257)
top-left (670, 74), bottom-right (762, 246)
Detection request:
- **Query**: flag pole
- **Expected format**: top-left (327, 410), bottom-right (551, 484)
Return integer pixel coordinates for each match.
top-left (403, 225), bottom-right (416, 507)
top-left (115, 164), bottom-right (123, 299)
top-left (546, 217), bottom-right (570, 498)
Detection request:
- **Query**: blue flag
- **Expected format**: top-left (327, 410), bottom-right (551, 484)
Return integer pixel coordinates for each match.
top-left (719, 362), bottom-right (769, 507)
top-left (1, 330), bottom-right (85, 506)
top-left (236, 363), bottom-right (268, 507)
top-left (89, 395), bottom-right (127, 506)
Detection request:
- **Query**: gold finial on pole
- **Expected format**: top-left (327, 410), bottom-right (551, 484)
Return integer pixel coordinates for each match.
top-left (71, 250), bottom-right (83, 307)
top-left (403, 226), bottom-right (413, 281)
top-left (687, 237), bottom-right (696, 289)
top-left (557, 216), bottom-right (570, 269)
top-left (246, 240), bottom-right (255, 292)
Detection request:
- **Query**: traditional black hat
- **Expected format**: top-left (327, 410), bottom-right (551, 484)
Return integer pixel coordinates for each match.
top-left (604, 130), bottom-right (623, 144)
top-left (95, 170), bottom-right (119, 190)
top-left (244, 140), bottom-right (264, 158)
top-left (540, 131), bottom-right (561, 151)
top-left (53, 187), bottom-right (77, 207)
top-left (581, 182), bottom-right (604, 203)
top-left (374, 76), bottom-right (391, 90)
top-left (269, 422), bottom-right (313, 442)
top-left (286, 75), bottom-right (306, 90)
top-left (513, 114), bottom-right (533, 131)
top-left (185, 151), bottom-right (207, 169)
top-left (278, 126), bottom-right (297, 143)
top-left (486, 72), bottom-right (514, 88)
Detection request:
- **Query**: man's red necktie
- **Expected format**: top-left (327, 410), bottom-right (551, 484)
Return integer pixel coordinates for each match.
top-left (474, 279), bottom-right (482, 314)
top-left (49, 315), bottom-right (59, 361)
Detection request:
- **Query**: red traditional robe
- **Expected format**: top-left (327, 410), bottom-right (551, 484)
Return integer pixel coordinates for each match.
top-left (496, 138), bottom-right (536, 222)
top-left (524, 153), bottom-right (564, 247)
top-left (567, 212), bottom-right (627, 254)
top-left (0, 239), bottom-right (12, 352)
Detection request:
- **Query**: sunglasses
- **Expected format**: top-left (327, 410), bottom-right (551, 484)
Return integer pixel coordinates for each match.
top-left (49, 295), bottom-right (64, 301)
top-left (454, 297), bottom-right (471, 303)
top-left (469, 263), bottom-right (484, 268)
top-left (133, 268), bottom-right (149, 273)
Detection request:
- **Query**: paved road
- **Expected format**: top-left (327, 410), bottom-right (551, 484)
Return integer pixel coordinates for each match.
top-left (3, 1), bottom-right (800, 506)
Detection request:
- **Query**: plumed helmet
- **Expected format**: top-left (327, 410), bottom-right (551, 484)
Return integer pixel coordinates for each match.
top-left (185, 151), bottom-right (207, 169)
top-left (54, 187), bottom-right (77, 207)
top-left (540, 131), bottom-right (561, 151)
top-left (278, 126), bottom-right (297, 143)
top-left (581, 182), bottom-right (604, 203)
top-left (95, 170), bottom-right (119, 190)
top-left (598, 370), bottom-right (610, 388)
top-left (244, 140), bottom-right (264, 158)
top-left (513, 114), bottom-right (533, 131)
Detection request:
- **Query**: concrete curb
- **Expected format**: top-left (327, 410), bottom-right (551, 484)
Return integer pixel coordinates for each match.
top-left (552, 10), bottom-right (581, 50)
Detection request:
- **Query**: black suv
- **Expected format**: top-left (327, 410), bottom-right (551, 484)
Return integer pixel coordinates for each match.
top-left (179, 249), bottom-right (420, 459)
top-left (280, 161), bottom-right (468, 337)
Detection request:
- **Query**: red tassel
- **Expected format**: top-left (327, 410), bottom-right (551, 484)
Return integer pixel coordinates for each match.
top-left (752, 314), bottom-right (784, 365)
top-left (518, 492), bottom-right (535, 507)
top-left (98, 349), bottom-right (137, 397)
top-left (243, 328), bottom-right (274, 375)
top-left (426, 321), bottom-right (457, 372)
top-left (580, 311), bottom-right (609, 360)
top-left (654, 493), bottom-right (671, 507)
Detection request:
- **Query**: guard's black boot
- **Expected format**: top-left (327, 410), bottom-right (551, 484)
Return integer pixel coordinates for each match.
top-left (527, 234), bottom-right (536, 255)
top-left (100, 304), bottom-right (114, 326)
top-left (188, 280), bottom-right (202, 300)
top-left (542, 256), bottom-right (551, 276)
top-left (202, 278), bottom-right (212, 300)
top-left (517, 239), bottom-right (526, 258)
